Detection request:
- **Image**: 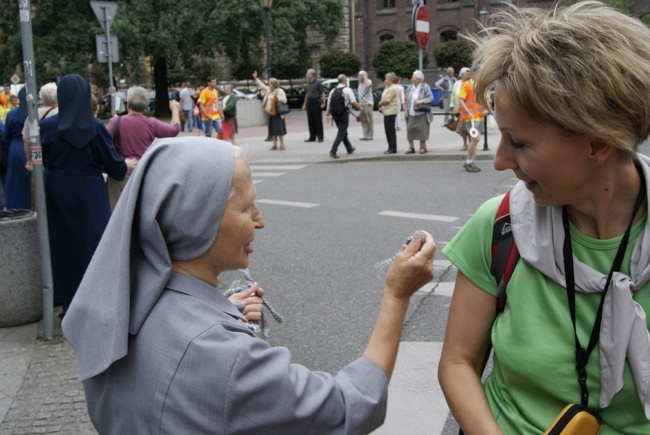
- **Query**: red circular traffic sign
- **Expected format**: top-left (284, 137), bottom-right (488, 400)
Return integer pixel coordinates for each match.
top-left (413, 5), bottom-right (430, 48)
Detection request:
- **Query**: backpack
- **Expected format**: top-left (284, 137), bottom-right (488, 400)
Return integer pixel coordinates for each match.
top-left (329, 87), bottom-right (347, 116)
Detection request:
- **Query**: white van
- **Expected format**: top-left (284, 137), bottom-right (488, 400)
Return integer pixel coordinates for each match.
top-left (321, 78), bottom-right (359, 97)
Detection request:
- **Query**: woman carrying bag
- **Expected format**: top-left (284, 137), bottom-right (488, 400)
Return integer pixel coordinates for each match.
top-left (253, 71), bottom-right (287, 151)
top-left (404, 70), bottom-right (433, 155)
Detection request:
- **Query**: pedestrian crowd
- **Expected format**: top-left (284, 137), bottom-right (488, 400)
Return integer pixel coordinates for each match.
top-left (5, 2), bottom-right (650, 435)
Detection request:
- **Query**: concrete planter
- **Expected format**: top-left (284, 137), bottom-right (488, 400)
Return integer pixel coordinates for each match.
top-left (0, 210), bottom-right (42, 327)
top-left (236, 99), bottom-right (266, 128)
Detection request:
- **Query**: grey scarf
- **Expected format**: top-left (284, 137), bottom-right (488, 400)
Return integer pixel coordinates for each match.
top-left (62, 137), bottom-right (236, 380)
top-left (510, 154), bottom-right (650, 417)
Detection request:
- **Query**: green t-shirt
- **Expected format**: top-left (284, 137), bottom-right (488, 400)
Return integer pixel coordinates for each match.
top-left (443, 195), bottom-right (650, 434)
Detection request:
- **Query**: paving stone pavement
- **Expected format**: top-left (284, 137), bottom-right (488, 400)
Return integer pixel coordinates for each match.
top-left (0, 340), bottom-right (95, 435)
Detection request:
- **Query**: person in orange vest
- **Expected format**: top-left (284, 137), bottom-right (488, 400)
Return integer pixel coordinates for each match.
top-left (198, 76), bottom-right (222, 138)
top-left (458, 69), bottom-right (489, 172)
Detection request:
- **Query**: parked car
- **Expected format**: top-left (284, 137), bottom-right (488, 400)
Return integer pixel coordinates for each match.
top-left (322, 78), bottom-right (359, 100)
top-left (285, 87), bottom-right (306, 110)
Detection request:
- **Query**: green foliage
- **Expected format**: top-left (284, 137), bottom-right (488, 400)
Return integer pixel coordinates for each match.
top-left (432, 40), bottom-right (473, 75)
top-left (371, 40), bottom-right (428, 79)
top-left (272, 55), bottom-right (309, 81)
top-left (319, 49), bottom-right (362, 78)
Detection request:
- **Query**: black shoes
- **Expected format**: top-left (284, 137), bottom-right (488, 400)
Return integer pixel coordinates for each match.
top-left (384, 150), bottom-right (396, 155)
top-left (348, 147), bottom-right (356, 155)
top-left (305, 139), bottom-right (316, 142)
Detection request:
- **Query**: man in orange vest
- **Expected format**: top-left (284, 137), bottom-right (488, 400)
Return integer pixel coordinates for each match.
top-left (198, 76), bottom-right (222, 138)
top-left (458, 69), bottom-right (488, 173)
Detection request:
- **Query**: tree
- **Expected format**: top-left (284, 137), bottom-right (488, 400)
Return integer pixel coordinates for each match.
top-left (432, 40), bottom-right (473, 76)
top-left (371, 40), bottom-right (428, 79)
top-left (272, 54), bottom-right (309, 87)
top-left (319, 49), bottom-right (362, 79)
top-left (0, 0), bottom-right (345, 117)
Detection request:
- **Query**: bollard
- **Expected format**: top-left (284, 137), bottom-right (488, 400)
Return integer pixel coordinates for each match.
top-left (0, 209), bottom-right (43, 327)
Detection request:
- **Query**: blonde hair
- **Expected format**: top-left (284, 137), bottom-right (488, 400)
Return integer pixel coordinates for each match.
top-left (470, 1), bottom-right (650, 154)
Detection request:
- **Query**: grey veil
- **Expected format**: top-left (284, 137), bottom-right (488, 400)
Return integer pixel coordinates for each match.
top-left (62, 137), bottom-right (235, 381)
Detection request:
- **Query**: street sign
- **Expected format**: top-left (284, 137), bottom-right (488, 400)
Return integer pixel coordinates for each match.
top-left (90, 1), bottom-right (118, 33)
top-left (10, 74), bottom-right (20, 84)
top-left (96, 35), bottom-right (119, 63)
top-left (413, 5), bottom-right (430, 48)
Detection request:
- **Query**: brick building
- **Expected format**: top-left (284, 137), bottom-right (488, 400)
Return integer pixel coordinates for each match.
top-left (350, 0), bottom-right (650, 82)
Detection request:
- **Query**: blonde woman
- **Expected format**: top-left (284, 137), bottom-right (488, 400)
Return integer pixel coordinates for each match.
top-left (377, 72), bottom-right (399, 154)
top-left (439, 3), bottom-right (650, 433)
top-left (253, 71), bottom-right (287, 151)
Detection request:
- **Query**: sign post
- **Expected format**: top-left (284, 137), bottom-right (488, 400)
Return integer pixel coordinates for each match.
top-left (18, 0), bottom-right (55, 340)
top-left (90, 1), bottom-right (118, 88)
top-left (412, 2), bottom-right (430, 71)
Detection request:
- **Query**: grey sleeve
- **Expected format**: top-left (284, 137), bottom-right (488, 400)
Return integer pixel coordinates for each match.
top-left (163, 326), bottom-right (388, 435)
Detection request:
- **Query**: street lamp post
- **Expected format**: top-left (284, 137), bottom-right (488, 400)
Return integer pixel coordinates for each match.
top-left (478, 6), bottom-right (490, 151)
top-left (260, 0), bottom-right (273, 80)
top-left (478, 7), bottom-right (489, 27)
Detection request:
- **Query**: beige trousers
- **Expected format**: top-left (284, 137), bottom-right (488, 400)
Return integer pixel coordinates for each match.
top-left (360, 104), bottom-right (373, 139)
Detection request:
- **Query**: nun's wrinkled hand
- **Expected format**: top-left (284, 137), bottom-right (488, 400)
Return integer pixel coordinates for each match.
top-left (228, 283), bottom-right (266, 324)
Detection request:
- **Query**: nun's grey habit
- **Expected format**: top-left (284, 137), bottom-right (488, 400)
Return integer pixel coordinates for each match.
top-left (63, 137), bottom-right (389, 435)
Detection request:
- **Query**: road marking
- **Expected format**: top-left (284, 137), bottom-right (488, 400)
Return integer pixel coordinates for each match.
top-left (251, 172), bottom-right (287, 177)
top-left (253, 180), bottom-right (264, 184)
top-left (378, 211), bottom-right (458, 222)
top-left (250, 165), bottom-right (307, 170)
top-left (256, 199), bottom-right (319, 208)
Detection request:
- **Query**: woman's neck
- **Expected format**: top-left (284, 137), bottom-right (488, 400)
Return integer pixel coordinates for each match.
top-left (565, 160), bottom-right (645, 239)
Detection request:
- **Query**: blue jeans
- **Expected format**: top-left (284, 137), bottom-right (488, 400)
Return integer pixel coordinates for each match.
top-left (203, 118), bottom-right (222, 137)
top-left (181, 109), bottom-right (193, 132)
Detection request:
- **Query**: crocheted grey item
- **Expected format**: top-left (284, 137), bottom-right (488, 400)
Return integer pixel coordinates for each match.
top-left (224, 268), bottom-right (285, 338)
top-left (375, 231), bottom-right (427, 277)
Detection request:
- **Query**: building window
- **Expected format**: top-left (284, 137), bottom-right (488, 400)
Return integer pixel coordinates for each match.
top-left (437, 0), bottom-right (458, 4)
top-left (379, 34), bottom-right (394, 44)
top-left (378, 0), bottom-right (396, 10)
top-left (440, 30), bottom-right (457, 42)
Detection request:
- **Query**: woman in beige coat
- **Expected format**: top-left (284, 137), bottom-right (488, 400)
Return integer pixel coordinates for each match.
top-left (253, 71), bottom-right (288, 151)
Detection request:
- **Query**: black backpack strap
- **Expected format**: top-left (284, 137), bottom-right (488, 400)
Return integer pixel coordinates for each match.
top-left (111, 115), bottom-right (122, 152)
top-left (490, 190), bottom-right (519, 313)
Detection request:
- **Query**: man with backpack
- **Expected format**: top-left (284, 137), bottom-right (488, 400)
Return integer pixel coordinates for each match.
top-left (325, 74), bottom-right (361, 159)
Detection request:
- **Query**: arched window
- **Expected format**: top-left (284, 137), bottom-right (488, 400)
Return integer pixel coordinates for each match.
top-left (440, 30), bottom-right (457, 42)
top-left (379, 34), bottom-right (394, 44)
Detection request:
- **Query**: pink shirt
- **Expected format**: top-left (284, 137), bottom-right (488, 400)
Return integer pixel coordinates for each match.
top-left (107, 113), bottom-right (179, 174)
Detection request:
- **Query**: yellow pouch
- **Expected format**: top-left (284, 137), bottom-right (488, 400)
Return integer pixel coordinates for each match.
top-left (544, 404), bottom-right (601, 435)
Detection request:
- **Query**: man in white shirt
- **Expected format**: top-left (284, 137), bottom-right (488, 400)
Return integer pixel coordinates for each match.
top-left (325, 74), bottom-right (362, 159)
top-left (357, 71), bottom-right (373, 140)
top-left (179, 82), bottom-right (194, 132)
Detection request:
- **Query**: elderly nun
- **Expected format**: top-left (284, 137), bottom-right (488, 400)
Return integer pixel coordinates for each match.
top-left (63, 137), bottom-right (436, 434)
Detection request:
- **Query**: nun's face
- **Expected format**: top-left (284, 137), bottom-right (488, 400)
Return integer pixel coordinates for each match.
top-left (208, 156), bottom-right (265, 274)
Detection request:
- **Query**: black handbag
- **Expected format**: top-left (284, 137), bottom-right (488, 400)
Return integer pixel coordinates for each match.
top-left (277, 103), bottom-right (291, 115)
top-left (414, 103), bottom-right (432, 113)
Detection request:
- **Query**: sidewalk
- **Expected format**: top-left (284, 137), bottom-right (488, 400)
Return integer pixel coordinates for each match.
top-left (0, 108), bottom-right (498, 434)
